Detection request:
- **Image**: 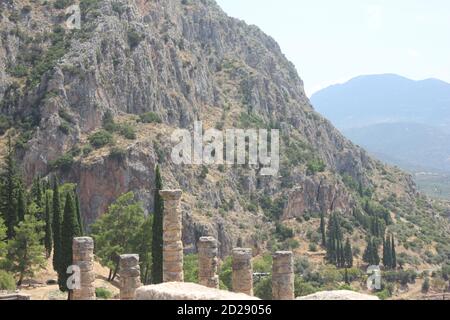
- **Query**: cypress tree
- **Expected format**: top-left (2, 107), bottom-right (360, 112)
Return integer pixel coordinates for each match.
top-left (344, 268), bottom-right (350, 285)
top-left (74, 193), bottom-right (84, 236)
top-left (326, 213), bottom-right (336, 264)
top-left (52, 178), bottom-right (62, 275)
top-left (363, 238), bottom-right (379, 265)
top-left (16, 184), bottom-right (26, 222)
top-left (383, 235), bottom-right (392, 269)
top-left (326, 213), bottom-right (345, 267)
top-left (151, 165), bottom-right (164, 284)
top-left (391, 236), bottom-right (397, 270)
top-left (320, 211), bottom-right (326, 247)
top-left (138, 215), bottom-right (153, 284)
top-left (31, 176), bottom-right (45, 221)
top-left (44, 192), bottom-right (53, 259)
top-left (372, 240), bottom-right (380, 265)
top-left (59, 193), bottom-right (81, 293)
top-left (344, 238), bottom-right (353, 268)
top-left (338, 240), bottom-right (345, 268)
top-left (0, 136), bottom-right (19, 239)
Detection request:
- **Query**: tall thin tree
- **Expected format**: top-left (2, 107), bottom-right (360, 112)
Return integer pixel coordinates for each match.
top-left (16, 184), bottom-right (26, 222)
top-left (151, 165), bottom-right (164, 284)
top-left (344, 238), bottom-right (353, 268)
top-left (60, 193), bottom-right (81, 295)
top-left (44, 192), bottom-right (53, 259)
top-left (52, 178), bottom-right (62, 275)
top-left (74, 193), bottom-right (84, 236)
top-left (391, 235), bottom-right (397, 270)
top-left (320, 211), bottom-right (326, 247)
top-left (0, 136), bottom-right (19, 239)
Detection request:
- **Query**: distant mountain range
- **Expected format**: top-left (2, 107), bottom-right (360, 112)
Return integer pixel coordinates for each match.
top-left (311, 74), bottom-right (450, 174)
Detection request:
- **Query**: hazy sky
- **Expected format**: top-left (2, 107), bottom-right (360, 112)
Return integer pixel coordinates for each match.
top-left (215, 0), bottom-right (450, 96)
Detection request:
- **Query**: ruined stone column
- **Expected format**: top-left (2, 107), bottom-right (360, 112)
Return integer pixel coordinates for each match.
top-left (160, 190), bottom-right (184, 283)
top-left (72, 237), bottom-right (95, 300)
top-left (232, 248), bottom-right (253, 295)
top-left (272, 251), bottom-right (294, 300)
top-left (119, 254), bottom-right (142, 300)
top-left (198, 236), bottom-right (219, 289)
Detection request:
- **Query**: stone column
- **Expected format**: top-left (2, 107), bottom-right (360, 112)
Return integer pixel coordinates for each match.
top-left (272, 251), bottom-right (294, 300)
top-left (119, 254), bottom-right (142, 300)
top-left (198, 236), bottom-right (219, 288)
top-left (160, 190), bottom-right (184, 283)
top-left (72, 237), bottom-right (95, 300)
top-left (232, 248), bottom-right (253, 295)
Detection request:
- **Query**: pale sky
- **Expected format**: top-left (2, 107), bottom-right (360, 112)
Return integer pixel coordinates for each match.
top-left (215, 0), bottom-right (450, 96)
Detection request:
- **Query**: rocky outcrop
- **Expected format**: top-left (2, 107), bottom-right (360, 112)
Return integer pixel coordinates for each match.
top-left (135, 282), bottom-right (259, 300)
top-left (283, 176), bottom-right (355, 219)
top-left (297, 290), bottom-right (379, 300)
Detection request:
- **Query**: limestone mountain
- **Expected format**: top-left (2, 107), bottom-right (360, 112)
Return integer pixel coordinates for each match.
top-left (1, 0), bottom-right (449, 267)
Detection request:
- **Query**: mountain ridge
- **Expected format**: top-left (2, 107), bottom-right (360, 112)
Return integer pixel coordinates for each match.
top-left (0, 0), bottom-right (449, 270)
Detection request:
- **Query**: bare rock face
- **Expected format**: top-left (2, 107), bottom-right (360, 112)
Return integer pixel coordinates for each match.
top-left (297, 290), bottom-right (380, 301)
top-left (283, 176), bottom-right (355, 219)
top-left (135, 282), bottom-right (259, 300)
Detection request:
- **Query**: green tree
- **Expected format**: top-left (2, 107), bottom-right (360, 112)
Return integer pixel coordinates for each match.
top-left (151, 165), bottom-right (164, 284)
top-left (363, 238), bottom-right (380, 266)
top-left (391, 236), bottom-right (397, 270)
top-left (183, 254), bottom-right (199, 283)
top-left (59, 192), bottom-right (81, 292)
top-left (254, 276), bottom-right (272, 300)
top-left (326, 213), bottom-right (344, 267)
top-left (137, 214), bottom-right (153, 284)
top-left (0, 217), bottom-right (7, 264)
top-left (30, 176), bottom-right (43, 220)
top-left (52, 178), bottom-right (62, 275)
top-left (319, 211), bottom-right (326, 247)
top-left (0, 136), bottom-right (19, 239)
top-left (16, 184), bottom-right (26, 222)
top-left (383, 235), bottom-right (392, 269)
top-left (74, 193), bottom-right (84, 236)
top-left (91, 192), bottom-right (145, 282)
top-left (7, 203), bottom-right (46, 285)
top-left (344, 238), bottom-right (353, 268)
top-left (422, 276), bottom-right (430, 293)
top-left (44, 192), bottom-right (52, 259)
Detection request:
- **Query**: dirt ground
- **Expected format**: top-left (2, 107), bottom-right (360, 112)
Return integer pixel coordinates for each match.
top-left (17, 257), bottom-right (120, 300)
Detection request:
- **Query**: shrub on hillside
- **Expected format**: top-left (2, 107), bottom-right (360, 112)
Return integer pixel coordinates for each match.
top-left (88, 130), bottom-right (113, 148)
top-left (95, 287), bottom-right (113, 299)
top-left (50, 153), bottom-right (74, 172)
top-left (139, 112), bottom-right (162, 124)
top-left (0, 270), bottom-right (16, 291)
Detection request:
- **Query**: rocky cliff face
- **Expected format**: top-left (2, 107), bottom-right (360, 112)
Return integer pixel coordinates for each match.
top-left (0, 0), bottom-right (446, 259)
